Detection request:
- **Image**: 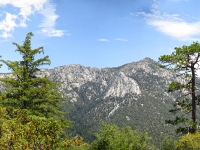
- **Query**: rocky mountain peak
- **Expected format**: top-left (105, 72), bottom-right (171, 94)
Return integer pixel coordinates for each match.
top-left (140, 57), bottom-right (156, 62)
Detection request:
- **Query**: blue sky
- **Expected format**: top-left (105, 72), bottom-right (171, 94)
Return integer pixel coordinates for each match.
top-left (0, 0), bottom-right (199, 72)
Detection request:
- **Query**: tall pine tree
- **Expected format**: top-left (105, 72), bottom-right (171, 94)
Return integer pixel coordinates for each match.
top-left (158, 42), bottom-right (200, 133)
top-left (0, 32), bottom-right (65, 118)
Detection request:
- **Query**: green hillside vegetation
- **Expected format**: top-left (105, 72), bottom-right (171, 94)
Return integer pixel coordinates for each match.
top-left (1, 32), bottom-right (200, 149)
top-left (63, 66), bottom-right (178, 146)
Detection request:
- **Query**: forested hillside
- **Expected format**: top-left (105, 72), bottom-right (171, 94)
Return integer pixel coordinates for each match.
top-left (17, 57), bottom-right (188, 145)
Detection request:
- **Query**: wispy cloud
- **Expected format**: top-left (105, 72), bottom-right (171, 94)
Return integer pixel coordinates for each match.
top-left (98, 38), bottom-right (128, 42)
top-left (115, 38), bottom-right (128, 42)
top-left (39, 2), bottom-right (69, 37)
top-left (168, 0), bottom-right (188, 1)
top-left (0, 0), bottom-right (66, 38)
top-left (98, 38), bottom-right (110, 42)
top-left (137, 0), bottom-right (200, 41)
top-left (0, 38), bottom-right (10, 43)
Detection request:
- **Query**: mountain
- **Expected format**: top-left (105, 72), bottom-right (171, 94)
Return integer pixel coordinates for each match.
top-left (0, 57), bottom-right (186, 145)
top-left (37, 57), bottom-right (186, 144)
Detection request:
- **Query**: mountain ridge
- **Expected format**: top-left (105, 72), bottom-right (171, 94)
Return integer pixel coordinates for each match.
top-left (40, 57), bottom-right (177, 145)
top-left (0, 57), bottom-right (182, 145)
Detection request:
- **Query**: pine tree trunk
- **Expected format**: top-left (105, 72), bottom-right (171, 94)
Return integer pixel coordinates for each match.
top-left (191, 66), bottom-right (196, 133)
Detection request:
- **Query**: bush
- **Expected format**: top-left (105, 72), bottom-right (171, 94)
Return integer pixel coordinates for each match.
top-left (176, 132), bottom-right (200, 150)
top-left (89, 122), bottom-right (156, 150)
top-left (0, 108), bottom-right (63, 149)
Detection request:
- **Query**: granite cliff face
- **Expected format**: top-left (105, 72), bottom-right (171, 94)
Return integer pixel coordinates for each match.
top-left (41, 65), bottom-right (142, 102)
top-left (0, 57), bottom-right (183, 144)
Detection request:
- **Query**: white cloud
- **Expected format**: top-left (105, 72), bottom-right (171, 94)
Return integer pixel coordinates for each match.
top-left (0, 0), bottom-right (47, 21)
top-left (0, 0), bottom-right (66, 38)
top-left (0, 12), bottom-right (17, 38)
top-left (0, 0), bottom-right (47, 38)
top-left (98, 38), bottom-right (110, 42)
top-left (39, 2), bottom-right (68, 37)
top-left (115, 38), bottom-right (128, 42)
top-left (148, 20), bottom-right (200, 41)
top-left (138, 0), bottom-right (200, 41)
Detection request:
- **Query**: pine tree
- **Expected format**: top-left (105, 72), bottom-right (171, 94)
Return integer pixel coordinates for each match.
top-left (0, 32), bottom-right (65, 118)
top-left (158, 42), bottom-right (200, 133)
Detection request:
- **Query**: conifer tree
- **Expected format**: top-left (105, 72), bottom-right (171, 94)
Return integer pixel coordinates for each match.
top-left (158, 42), bottom-right (200, 133)
top-left (0, 32), bottom-right (65, 118)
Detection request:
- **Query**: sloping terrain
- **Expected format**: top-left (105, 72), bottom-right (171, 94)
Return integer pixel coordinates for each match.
top-left (40, 57), bottom-right (182, 144)
top-left (0, 57), bottom-right (187, 145)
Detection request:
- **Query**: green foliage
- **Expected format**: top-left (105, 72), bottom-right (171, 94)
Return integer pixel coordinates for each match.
top-left (161, 136), bottom-right (176, 150)
top-left (159, 42), bottom-right (200, 69)
top-left (0, 32), bottom-right (72, 149)
top-left (168, 82), bottom-right (185, 92)
top-left (89, 122), bottom-right (156, 150)
top-left (176, 132), bottom-right (200, 150)
top-left (0, 32), bottom-right (65, 118)
top-left (0, 107), bottom-right (64, 150)
top-left (158, 42), bottom-right (200, 133)
top-left (62, 136), bottom-right (89, 150)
